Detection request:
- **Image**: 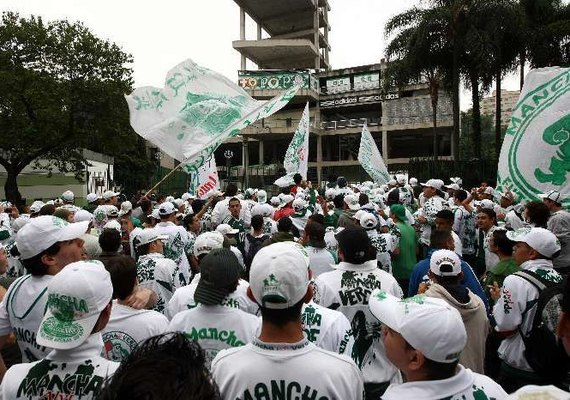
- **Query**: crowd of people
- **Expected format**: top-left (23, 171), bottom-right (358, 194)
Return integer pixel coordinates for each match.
top-left (0, 172), bottom-right (568, 399)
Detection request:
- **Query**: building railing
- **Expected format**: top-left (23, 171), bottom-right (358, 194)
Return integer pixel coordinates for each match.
top-left (320, 117), bottom-right (381, 130)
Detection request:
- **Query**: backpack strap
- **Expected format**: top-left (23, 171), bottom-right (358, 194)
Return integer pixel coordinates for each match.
top-left (514, 270), bottom-right (548, 292)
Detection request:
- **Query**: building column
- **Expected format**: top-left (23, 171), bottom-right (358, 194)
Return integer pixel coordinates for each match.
top-left (313, 5), bottom-right (320, 70)
top-left (240, 8), bottom-right (246, 70)
top-left (242, 136), bottom-right (249, 189)
top-left (382, 129), bottom-right (388, 165)
top-left (258, 138), bottom-right (264, 164)
top-left (257, 23), bottom-right (262, 40)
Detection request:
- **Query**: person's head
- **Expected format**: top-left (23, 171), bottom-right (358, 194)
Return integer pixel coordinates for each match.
top-left (429, 230), bottom-right (454, 251)
top-left (308, 213), bottom-right (325, 226)
top-left (420, 179), bottom-right (444, 199)
top-left (343, 194), bottom-right (360, 212)
top-left (336, 226), bottom-right (370, 264)
top-left (390, 204), bottom-right (407, 223)
top-left (98, 332), bottom-right (220, 400)
top-left (36, 260), bottom-right (113, 350)
top-left (98, 228), bottom-right (122, 253)
top-left (332, 194), bottom-right (345, 209)
top-left (17, 216), bottom-right (88, 276)
top-left (369, 290), bottom-right (466, 381)
top-left (277, 217), bottom-right (293, 233)
top-left (182, 214), bottom-right (201, 233)
top-left (428, 249), bottom-right (464, 286)
top-left (293, 173), bottom-right (302, 186)
top-left (386, 188), bottom-right (401, 206)
top-left (105, 255), bottom-right (137, 300)
top-left (489, 229), bottom-right (515, 257)
top-left (454, 189), bottom-right (468, 204)
top-left (225, 183), bottom-right (238, 197)
top-left (195, 249), bottom-right (241, 305)
top-left (39, 204), bottom-right (56, 216)
top-left (139, 199), bottom-right (152, 214)
top-left (53, 207), bottom-right (73, 223)
top-left (499, 191), bottom-right (517, 208)
top-left (248, 242), bottom-right (312, 327)
top-left (303, 221), bottom-right (325, 248)
top-left (251, 214), bottom-right (264, 232)
top-left (477, 208), bottom-right (497, 231)
top-left (435, 210), bottom-right (454, 232)
top-left (539, 190), bottom-right (563, 211)
top-left (337, 176), bottom-right (347, 188)
top-left (158, 202), bottom-right (177, 222)
top-left (136, 228), bottom-right (167, 256)
top-left (103, 190), bottom-right (120, 205)
top-left (0, 244), bottom-right (7, 275)
top-left (228, 197), bottom-right (241, 219)
top-left (507, 227), bottom-right (561, 265)
top-left (523, 201), bottom-right (550, 228)
top-left (193, 232), bottom-right (225, 263)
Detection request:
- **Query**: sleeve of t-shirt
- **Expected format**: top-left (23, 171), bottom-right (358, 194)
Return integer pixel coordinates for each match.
top-left (313, 277), bottom-right (335, 308)
top-left (0, 293), bottom-right (12, 337)
top-left (493, 275), bottom-right (525, 331)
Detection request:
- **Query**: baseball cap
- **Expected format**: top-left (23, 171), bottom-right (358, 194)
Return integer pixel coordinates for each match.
top-left (103, 220), bottom-right (122, 232)
top-left (369, 290), bottom-right (467, 363)
top-left (29, 200), bottom-right (45, 214)
top-left (249, 242), bottom-right (310, 309)
top-left (270, 196), bottom-right (280, 206)
top-left (483, 186), bottom-right (495, 196)
top-left (119, 201), bottom-right (132, 217)
top-left (420, 179), bottom-right (444, 190)
top-left (216, 224), bottom-right (239, 235)
top-left (251, 203), bottom-right (273, 218)
top-left (102, 190), bottom-right (119, 200)
top-left (500, 191), bottom-right (518, 203)
top-left (430, 249), bottom-right (461, 277)
top-left (73, 210), bottom-right (93, 224)
top-left (360, 212), bottom-right (378, 230)
top-left (292, 198), bottom-right (307, 211)
top-left (479, 199), bottom-right (495, 209)
top-left (396, 175), bottom-right (406, 185)
top-left (16, 216), bottom-right (89, 260)
top-left (325, 188), bottom-right (336, 200)
top-left (61, 190), bottom-right (74, 202)
top-left (344, 194), bottom-right (360, 211)
top-left (11, 216), bottom-right (30, 233)
top-left (278, 194), bottom-right (294, 208)
top-left (106, 206), bottom-right (119, 218)
top-left (390, 204), bottom-right (407, 223)
top-left (256, 190), bottom-right (268, 204)
top-left (409, 177), bottom-right (418, 186)
top-left (37, 260), bottom-right (113, 350)
top-left (158, 202), bottom-right (177, 216)
top-left (181, 193), bottom-right (195, 202)
top-left (539, 190), bottom-right (562, 204)
top-left (193, 231), bottom-right (224, 257)
top-left (194, 249), bottom-right (241, 305)
top-left (86, 193), bottom-right (99, 203)
top-left (443, 183), bottom-right (460, 191)
top-left (165, 196), bottom-right (175, 203)
top-left (136, 228), bottom-right (168, 248)
top-left (506, 227), bottom-right (561, 258)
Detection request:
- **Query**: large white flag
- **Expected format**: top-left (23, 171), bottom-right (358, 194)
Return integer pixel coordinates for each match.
top-left (188, 156), bottom-right (220, 199)
top-left (125, 59), bottom-right (299, 173)
top-left (274, 103), bottom-right (310, 187)
top-left (497, 67), bottom-right (569, 208)
top-left (358, 123), bottom-right (389, 185)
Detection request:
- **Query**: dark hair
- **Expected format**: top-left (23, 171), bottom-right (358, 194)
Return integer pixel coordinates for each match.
top-left (386, 189), bottom-right (400, 206)
top-left (182, 214), bottom-right (195, 231)
top-left (259, 298), bottom-right (304, 327)
top-left (435, 210), bottom-right (454, 225)
top-left (228, 197), bottom-right (240, 207)
top-left (305, 221), bottom-right (325, 247)
top-left (277, 217), bottom-right (293, 232)
top-left (337, 226), bottom-right (370, 264)
top-left (524, 201), bottom-right (550, 228)
top-left (308, 213), bottom-right (325, 225)
top-left (225, 183), bottom-right (238, 197)
top-left (454, 189), bottom-right (468, 202)
top-left (99, 229), bottom-right (122, 253)
top-left (492, 229), bottom-right (515, 255)
top-left (155, 194), bottom-right (166, 203)
top-left (105, 256), bottom-right (136, 300)
top-left (191, 199), bottom-right (205, 215)
top-left (430, 230), bottom-right (453, 250)
top-left (359, 193), bottom-right (369, 207)
top-left (337, 176), bottom-right (347, 188)
top-left (53, 208), bottom-right (71, 221)
top-left (139, 199), bottom-right (152, 214)
top-left (333, 194), bottom-right (345, 209)
top-left (39, 204), bottom-right (56, 216)
top-left (251, 214), bottom-right (263, 231)
top-left (403, 340), bottom-right (459, 380)
top-left (478, 208), bottom-right (497, 225)
top-left (137, 242), bottom-right (152, 257)
top-left (98, 332), bottom-right (220, 400)
top-left (21, 242), bottom-right (62, 276)
top-left (293, 173), bottom-right (302, 185)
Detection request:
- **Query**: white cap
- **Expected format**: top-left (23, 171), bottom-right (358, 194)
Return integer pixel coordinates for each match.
top-left (119, 201), bottom-right (132, 217)
top-left (103, 220), bottom-right (121, 232)
top-left (270, 196), bottom-right (280, 206)
top-left (409, 177), bottom-right (418, 186)
top-left (444, 183), bottom-right (460, 191)
top-left (106, 206), bottom-right (119, 218)
top-left (344, 194), bottom-right (360, 211)
top-left (136, 228), bottom-right (168, 247)
top-left (37, 260), bottom-right (112, 350)
top-left (507, 227), bottom-right (561, 258)
top-left (149, 208), bottom-right (160, 220)
top-left (539, 190), bottom-right (563, 204)
top-left (396, 175), bottom-right (406, 185)
top-left (292, 198), bottom-right (307, 211)
top-left (369, 290), bottom-right (467, 363)
top-left (102, 190), bottom-right (119, 200)
top-left (16, 216), bottom-right (89, 260)
top-left (216, 224), bottom-right (239, 235)
top-left (479, 199), bottom-right (495, 209)
top-left (173, 198), bottom-right (184, 208)
top-left (353, 209), bottom-right (366, 221)
top-left (165, 196), bottom-right (175, 203)
top-left (74, 210), bottom-right (93, 223)
top-left (193, 231), bottom-right (224, 257)
top-left (325, 188), bottom-right (337, 200)
top-left (450, 177), bottom-right (463, 186)
top-left (483, 187), bottom-right (495, 196)
top-left (257, 190), bottom-right (268, 204)
top-left (430, 249), bottom-right (461, 276)
top-left (420, 179), bottom-right (444, 190)
top-left (500, 191), bottom-right (518, 203)
top-left (158, 202), bottom-right (176, 216)
top-left (29, 200), bottom-right (45, 214)
top-left (61, 190), bottom-right (74, 202)
top-left (251, 203), bottom-right (273, 218)
top-left (181, 193), bottom-right (195, 201)
top-left (360, 212), bottom-right (378, 229)
top-left (11, 216), bottom-right (30, 233)
top-left (249, 242), bottom-right (310, 309)
top-left (86, 193), bottom-right (99, 203)
top-left (278, 194), bottom-right (294, 208)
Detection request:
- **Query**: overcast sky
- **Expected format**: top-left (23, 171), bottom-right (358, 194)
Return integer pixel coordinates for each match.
top-left (4, 0), bottom-right (521, 108)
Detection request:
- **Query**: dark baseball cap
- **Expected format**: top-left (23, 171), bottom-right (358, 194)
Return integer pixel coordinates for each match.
top-left (194, 249), bottom-right (241, 305)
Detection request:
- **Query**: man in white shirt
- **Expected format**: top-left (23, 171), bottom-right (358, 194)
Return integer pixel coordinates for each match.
top-left (212, 242), bottom-right (364, 400)
top-left (540, 190), bottom-right (570, 273)
top-left (300, 221), bottom-right (336, 278)
top-left (211, 183), bottom-right (251, 228)
top-left (368, 289), bottom-right (507, 400)
top-left (0, 260), bottom-right (119, 399)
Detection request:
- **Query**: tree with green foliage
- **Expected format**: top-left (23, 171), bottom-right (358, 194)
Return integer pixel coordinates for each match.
top-left (0, 12), bottom-right (153, 204)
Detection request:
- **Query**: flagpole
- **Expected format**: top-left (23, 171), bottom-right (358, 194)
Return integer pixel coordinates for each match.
top-left (145, 163), bottom-right (184, 196)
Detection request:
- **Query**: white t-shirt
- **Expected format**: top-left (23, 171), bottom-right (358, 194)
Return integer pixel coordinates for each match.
top-left (313, 260), bottom-right (403, 384)
top-left (306, 246), bottom-right (336, 278)
top-left (382, 365), bottom-right (507, 400)
top-left (136, 253), bottom-right (185, 315)
top-left (212, 337), bottom-right (364, 400)
top-left (102, 301), bottom-right (169, 362)
top-left (418, 196), bottom-right (448, 246)
top-left (168, 304), bottom-right (260, 367)
top-left (154, 221), bottom-right (192, 282)
top-left (166, 277), bottom-right (258, 319)
top-left (452, 230), bottom-right (463, 256)
top-left (211, 197), bottom-right (252, 228)
top-left (0, 334), bottom-right (119, 400)
top-left (301, 300), bottom-right (354, 356)
top-left (0, 274), bottom-right (52, 362)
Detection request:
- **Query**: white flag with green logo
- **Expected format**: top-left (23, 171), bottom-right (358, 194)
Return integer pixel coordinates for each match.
top-left (274, 102), bottom-right (310, 187)
top-left (188, 156), bottom-right (220, 200)
top-left (125, 59), bottom-right (299, 174)
top-left (497, 67), bottom-right (569, 207)
top-left (358, 123), bottom-right (389, 185)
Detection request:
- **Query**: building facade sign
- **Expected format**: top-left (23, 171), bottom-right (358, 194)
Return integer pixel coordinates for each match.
top-left (353, 73), bottom-right (380, 90)
top-left (238, 71), bottom-right (318, 91)
top-left (320, 93), bottom-right (399, 108)
top-left (325, 77), bottom-right (351, 93)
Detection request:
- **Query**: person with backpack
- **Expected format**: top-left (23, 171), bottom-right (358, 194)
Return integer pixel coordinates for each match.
top-left (244, 215), bottom-right (269, 276)
top-left (490, 227), bottom-right (564, 392)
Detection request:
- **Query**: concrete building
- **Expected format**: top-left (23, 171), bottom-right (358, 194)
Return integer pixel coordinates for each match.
top-left (480, 89), bottom-right (521, 127)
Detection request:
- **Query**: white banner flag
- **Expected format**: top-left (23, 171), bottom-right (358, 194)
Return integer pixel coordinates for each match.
top-left (358, 123), bottom-right (389, 185)
top-left (497, 67), bottom-right (569, 207)
top-left (125, 59), bottom-right (299, 173)
top-left (188, 156), bottom-right (220, 199)
top-left (274, 102), bottom-right (310, 187)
